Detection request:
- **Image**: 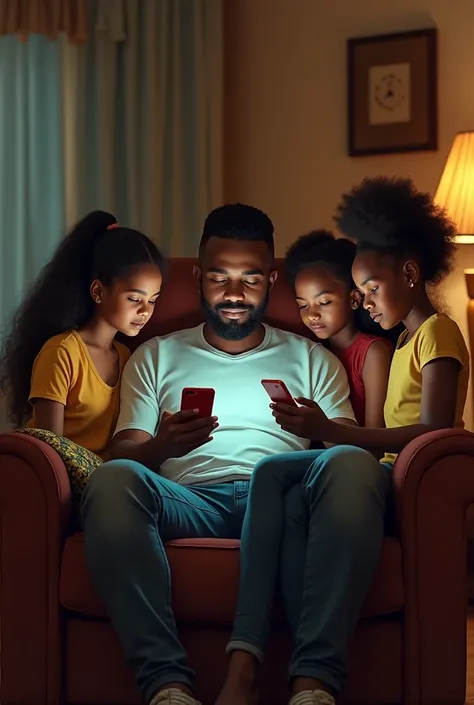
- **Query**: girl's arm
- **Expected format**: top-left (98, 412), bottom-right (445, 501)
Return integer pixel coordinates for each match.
top-left (362, 340), bottom-right (392, 428)
top-left (30, 398), bottom-right (65, 436)
top-left (320, 357), bottom-right (461, 452)
top-left (28, 344), bottom-right (71, 436)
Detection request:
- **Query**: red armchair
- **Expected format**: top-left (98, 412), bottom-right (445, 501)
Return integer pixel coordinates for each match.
top-left (1, 258), bottom-right (474, 705)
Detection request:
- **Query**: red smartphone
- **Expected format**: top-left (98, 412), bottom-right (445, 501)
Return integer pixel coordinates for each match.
top-left (180, 387), bottom-right (215, 418)
top-left (261, 379), bottom-right (298, 407)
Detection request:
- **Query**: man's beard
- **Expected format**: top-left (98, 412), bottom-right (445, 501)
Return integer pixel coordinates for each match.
top-left (201, 290), bottom-right (269, 341)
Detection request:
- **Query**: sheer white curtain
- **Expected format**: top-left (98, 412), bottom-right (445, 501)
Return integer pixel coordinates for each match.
top-left (0, 35), bottom-right (65, 329)
top-left (61, 0), bottom-right (223, 254)
top-left (0, 0), bottom-right (223, 428)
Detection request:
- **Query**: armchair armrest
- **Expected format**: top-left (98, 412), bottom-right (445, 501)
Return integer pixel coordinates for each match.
top-left (392, 428), bottom-right (474, 705)
top-left (0, 431), bottom-right (72, 705)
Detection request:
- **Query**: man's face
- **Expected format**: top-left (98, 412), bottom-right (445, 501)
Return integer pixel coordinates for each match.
top-left (196, 237), bottom-right (277, 341)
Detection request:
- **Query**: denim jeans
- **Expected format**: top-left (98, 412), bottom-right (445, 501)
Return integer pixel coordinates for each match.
top-left (227, 446), bottom-right (392, 695)
top-left (81, 460), bottom-right (250, 703)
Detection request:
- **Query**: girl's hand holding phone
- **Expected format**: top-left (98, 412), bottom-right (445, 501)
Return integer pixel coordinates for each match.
top-left (271, 397), bottom-right (330, 440)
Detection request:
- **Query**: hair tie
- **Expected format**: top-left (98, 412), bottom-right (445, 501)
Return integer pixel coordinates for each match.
top-left (107, 223), bottom-right (119, 230)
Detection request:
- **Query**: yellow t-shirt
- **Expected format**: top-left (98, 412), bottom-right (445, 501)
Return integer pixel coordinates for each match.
top-left (382, 313), bottom-right (470, 465)
top-left (28, 330), bottom-right (131, 458)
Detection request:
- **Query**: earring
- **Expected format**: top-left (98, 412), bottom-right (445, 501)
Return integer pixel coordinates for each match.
top-left (351, 302), bottom-right (358, 310)
top-left (95, 296), bottom-right (101, 303)
top-left (409, 281), bottom-right (414, 288)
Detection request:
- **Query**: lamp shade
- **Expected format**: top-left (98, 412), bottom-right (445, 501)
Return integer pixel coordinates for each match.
top-left (434, 131), bottom-right (474, 244)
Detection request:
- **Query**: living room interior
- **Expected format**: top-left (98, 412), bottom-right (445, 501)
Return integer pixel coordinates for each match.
top-left (1, 0), bottom-right (474, 703)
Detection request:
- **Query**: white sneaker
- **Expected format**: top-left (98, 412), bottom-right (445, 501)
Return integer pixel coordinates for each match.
top-left (289, 690), bottom-right (336, 705)
top-left (150, 688), bottom-right (202, 705)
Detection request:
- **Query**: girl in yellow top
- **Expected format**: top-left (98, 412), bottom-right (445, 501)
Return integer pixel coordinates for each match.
top-left (273, 175), bottom-right (470, 458)
top-left (218, 178), bottom-right (469, 705)
top-left (0, 210), bottom-right (163, 459)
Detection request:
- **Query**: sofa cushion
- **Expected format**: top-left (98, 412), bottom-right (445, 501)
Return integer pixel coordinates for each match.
top-left (60, 532), bottom-right (404, 623)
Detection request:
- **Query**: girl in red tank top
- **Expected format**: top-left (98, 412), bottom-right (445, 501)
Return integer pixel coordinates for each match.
top-left (285, 230), bottom-right (395, 426)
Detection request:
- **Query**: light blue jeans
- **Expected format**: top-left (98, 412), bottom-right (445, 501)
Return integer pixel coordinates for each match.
top-left (81, 461), bottom-right (251, 703)
top-left (227, 446), bottom-right (392, 695)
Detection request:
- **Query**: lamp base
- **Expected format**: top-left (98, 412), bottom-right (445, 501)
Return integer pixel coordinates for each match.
top-left (466, 270), bottom-right (474, 300)
top-left (465, 271), bottom-right (474, 360)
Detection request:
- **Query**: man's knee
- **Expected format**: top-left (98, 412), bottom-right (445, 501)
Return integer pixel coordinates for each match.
top-left (81, 460), bottom-right (157, 532)
top-left (83, 459), bottom-right (149, 502)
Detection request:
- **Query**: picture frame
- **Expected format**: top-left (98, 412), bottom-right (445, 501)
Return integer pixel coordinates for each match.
top-left (347, 28), bottom-right (437, 157)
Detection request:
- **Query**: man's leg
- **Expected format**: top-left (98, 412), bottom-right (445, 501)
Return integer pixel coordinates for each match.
top-left (81, 459), bottom-right (246, 704)
top-left (280, 446), bottom-right (391, 704)
top-left (280, 482), bottom-right (308, 636)
top-left (217, 451), bottom-right (324, 705)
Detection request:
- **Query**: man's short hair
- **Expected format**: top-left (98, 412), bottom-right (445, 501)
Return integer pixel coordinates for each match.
top-left (199, 203), bottom-right (275, 257)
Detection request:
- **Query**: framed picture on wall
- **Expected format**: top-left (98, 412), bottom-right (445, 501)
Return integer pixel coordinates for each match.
top-left (347, 28), bottom-right (437, 157)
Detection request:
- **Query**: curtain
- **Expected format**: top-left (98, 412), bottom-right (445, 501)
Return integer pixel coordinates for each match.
top-left (0, 34), bottom-right (65, 332)
top-left (0, 0), bottom-right (223, 335)
top-left (62, 0), bottom-right (223, 255)
top-left (0, 0), bottom-right (88, 43)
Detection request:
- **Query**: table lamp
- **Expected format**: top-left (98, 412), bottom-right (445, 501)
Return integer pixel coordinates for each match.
top-left (434, 130), bottom-right (474, 353)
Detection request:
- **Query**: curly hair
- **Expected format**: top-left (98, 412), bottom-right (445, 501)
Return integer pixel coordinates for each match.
top-left (284, 229), bottom-right (356, 288)
top-left (0, 210), bottom-right (164, 427)
top-left (333, 176), bottom-right (457, 285)
top-left (200, 203), bottom-right (274, 257)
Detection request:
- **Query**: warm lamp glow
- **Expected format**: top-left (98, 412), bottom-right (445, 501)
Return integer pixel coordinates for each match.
top-left (434, 131), bottom-right (474, 243)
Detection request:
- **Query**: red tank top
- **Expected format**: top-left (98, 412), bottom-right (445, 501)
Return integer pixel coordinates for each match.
top-left (333, 334), bottom-right (391, 426)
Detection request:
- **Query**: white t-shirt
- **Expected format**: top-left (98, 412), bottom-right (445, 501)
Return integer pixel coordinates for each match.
top-left (116, 323), bottom-right (355, 485)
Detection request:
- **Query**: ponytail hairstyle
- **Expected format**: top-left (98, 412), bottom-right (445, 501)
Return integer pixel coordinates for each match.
top-left (284, 229), bottom-right (403, 343)
top-left (0, 210), bottom-right (164, 426)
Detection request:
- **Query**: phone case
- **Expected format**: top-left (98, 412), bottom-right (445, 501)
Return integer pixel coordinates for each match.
top-left (180, 387), bottom-right (215, 418)
top-left (261, 379), bottom-right (297, 406)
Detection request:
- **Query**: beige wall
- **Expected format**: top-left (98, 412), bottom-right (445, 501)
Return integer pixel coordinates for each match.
top-left (225, 0), bottom-right (474, 429)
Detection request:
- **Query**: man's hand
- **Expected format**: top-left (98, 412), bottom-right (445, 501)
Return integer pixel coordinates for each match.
top-left (154, 409), bottom-right (219, 461)
top-left (271, 397), bottom-right (331, 440)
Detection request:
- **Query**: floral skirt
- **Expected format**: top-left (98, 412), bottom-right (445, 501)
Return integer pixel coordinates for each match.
top-left (16, 428), bottom-right (103, 524)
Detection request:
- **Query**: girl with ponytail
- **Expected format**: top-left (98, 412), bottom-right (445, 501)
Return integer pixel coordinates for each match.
top-left (0, 210), bottom-right (163, 459)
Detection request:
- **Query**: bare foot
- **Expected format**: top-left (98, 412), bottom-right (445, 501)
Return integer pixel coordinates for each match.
top-left (215, 652), bottom-right (259, 705)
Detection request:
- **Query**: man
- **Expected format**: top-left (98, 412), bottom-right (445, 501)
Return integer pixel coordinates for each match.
top-left (81, 204), bottom-right (382, 705)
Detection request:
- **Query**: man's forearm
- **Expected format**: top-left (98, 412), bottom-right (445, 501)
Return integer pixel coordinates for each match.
top-left (111, 437), bottom-right (167, 471)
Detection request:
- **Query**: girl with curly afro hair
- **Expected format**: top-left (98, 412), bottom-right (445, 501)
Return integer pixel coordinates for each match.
top-left (274, 176), bottom-right (469, 461)
top-left (218, 179), bottom-right (469, 705)
top-left (217, 177), bottom-right (469, 705)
